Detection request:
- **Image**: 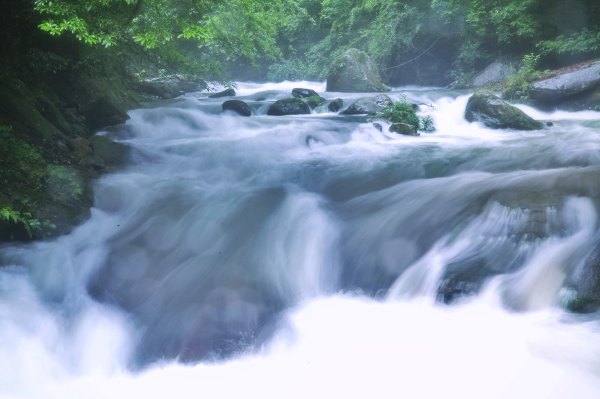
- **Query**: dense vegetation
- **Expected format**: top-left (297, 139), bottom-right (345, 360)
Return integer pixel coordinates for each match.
top-left (268, 0), bottom-right (600, 85)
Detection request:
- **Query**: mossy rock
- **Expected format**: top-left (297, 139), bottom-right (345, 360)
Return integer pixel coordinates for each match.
top-left (326, 48), bottom-right (389, 93)
top-left (267, 98), bottom-right (311, 116)
top-left (305, 95), bottom-right (326, 109)
top-left (465, 92), bottom-right (544, 130)
top-left (389, 122), bottom-right (419, 136)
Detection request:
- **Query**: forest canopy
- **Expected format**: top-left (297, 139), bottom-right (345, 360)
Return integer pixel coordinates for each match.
top-left (18, 0), bottom-right (600, 83)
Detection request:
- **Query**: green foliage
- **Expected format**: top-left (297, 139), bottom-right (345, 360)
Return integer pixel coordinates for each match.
top-left (382, 99), bottom-right (435, 132)
top-left (538, 28), bottom-right (600, 56)
top-left (419, 115), bottom-right (436, 132)
top-left (0, 207), bottom-right (42, 237)
top-left (383, 101), bottom-right (420, 129)
top-left (504, 53), bottom-right (541, 100)
top-left (0, 125), bottom-right (45, 193)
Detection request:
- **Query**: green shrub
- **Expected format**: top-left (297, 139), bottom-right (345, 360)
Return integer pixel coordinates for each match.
top-left (504, 53), bottom-right (541, 101)
top-left (382, 99), bottom-right (435, 132)
top-left (383, 101), bottom-right (420, 129)
top-left (0, 207), bottom-right (42, 237)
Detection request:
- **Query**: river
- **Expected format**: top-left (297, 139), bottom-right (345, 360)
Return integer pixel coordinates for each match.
top-left (1, 81), bottom-right (600, 398)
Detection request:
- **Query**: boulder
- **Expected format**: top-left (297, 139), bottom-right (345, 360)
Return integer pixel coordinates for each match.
top-left (328, 98), bottom-right (344, 112)
top-left (342, 95), bottom-right (393, 115)
top-left (292, 88), bottom-right (319, 98)
top-left (222, 100), bottom-right (252, 116)
top-left (465, 93), bottom-right (543, 130)
top-left (530, 61), bottom-right (600, 105)
top-left (389, 123), bottom-right (419, 136)
top-left (267, 98), bottom-right (311, 116)
top-left (305, 95), bottom-right (326, 109)
top-left (326, 48), bottom-right (389, 92)
top-left (209, 88), bottom-right (236, 98)
top-left (372, 122), bottom-right (383, 132)
top-left (138, 76), bottom-right (207, 99)
top-left (472, 58), bottom-right (518, 88)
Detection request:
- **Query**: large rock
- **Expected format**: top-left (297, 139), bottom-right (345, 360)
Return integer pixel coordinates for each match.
top-left (209, 88), bottom-right (236, 98)
top-left (472, 58), bottom-right (518, 88)
top-left (82, 96), bottom-right (129, 130)
top-left (328, 98), bottom-right (344, 112)
top-left (222, 100), bottom-right (252, 116)
top-left (530, 61), bottom-right (600, 105)
top-left (465, 93), bottom-right (543, 130)
top-left (267, 98), bottom-right (311, 116)
top-left (326, 48), bottom-right (389, 92)
top-left (341, 95), bottom-right (392, 115)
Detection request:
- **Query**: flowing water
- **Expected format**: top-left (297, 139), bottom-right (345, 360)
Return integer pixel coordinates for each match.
top-left (2, 81), bottom-right (600, 398)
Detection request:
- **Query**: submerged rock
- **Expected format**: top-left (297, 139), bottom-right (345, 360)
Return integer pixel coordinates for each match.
top-left (389, 122), bottom-right (418, 136)
top-left (267, 98), bottom-right (311, 116)
top-left (326, 48), bottom-right (389, 92)
top-left (328, 98), bottom-right (344, 112)
top-left (564, 245), bottom-right (600, 313)
top-left (209, 88), bottom-right (236, 98)
top-left (342, 94), bottom-right (392, 115)
top-left (465, 93), bottom-right (543, 130)
top-left (222, 99), bottom-right (252, 116)
top-left (530, 61), bottom-right (600, 106)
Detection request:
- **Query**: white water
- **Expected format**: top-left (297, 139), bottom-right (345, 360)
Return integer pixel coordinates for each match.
top-left (1, 84), bottom-right (600, 398)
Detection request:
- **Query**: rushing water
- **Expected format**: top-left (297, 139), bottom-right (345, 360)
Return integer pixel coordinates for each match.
top-left (2, 81), bottom-right (600, 398)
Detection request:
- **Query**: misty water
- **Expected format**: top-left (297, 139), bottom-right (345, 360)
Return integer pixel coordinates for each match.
top-left (2, 81), bottom-right (600, 398)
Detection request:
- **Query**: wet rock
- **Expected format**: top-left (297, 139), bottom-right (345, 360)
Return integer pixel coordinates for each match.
top-left (465, 93), bottom-right (543, 130)
top-left (137, 76), bottom-right (207, 99)
top-left (305, 95), bottom-right (326, 109)
top-left (328, 98), bottom-right (344, 112)
top-left (209, 88), bottom-right (236, 98)
top-left (267, 98), bottom-right (311, 116)
top-left (82, 96), bottom-right (129, 130)
top-left (531, 61), bottom-right (600, 106)
top-left (342, 95), bottom-right (393, 115)
top-left (472, 58), bottom-right (518, 88)
top-left (389, 122), bottom-right (419, 136)
top-left (564, 244), bottom-right (600, 313)
top-left (372, 122), bottom-right (383, 132)
top-left (222, 99), bottom-right (252, 116)
top-left (292, 88), bottom-right (319, 98)
top-left (89, 135), bottom-right (130, 169)
top-left (326, 48), bottom-right (389, 92)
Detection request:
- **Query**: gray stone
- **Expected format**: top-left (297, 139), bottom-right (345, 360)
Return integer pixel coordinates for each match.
top-left (465, 93), bottom-right (543, 130)
top-left (531, 61), bottom-right (600, 105)
top-left (326, 48), bottom-right (389, 92)
top-left (472, 58), bottom-right (518, 88)
top-left (342, 95), bottom-right (393, 115)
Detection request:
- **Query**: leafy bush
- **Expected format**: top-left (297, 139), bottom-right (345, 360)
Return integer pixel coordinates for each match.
top-left (504, 53), bottom-right (541, 100)
top-left (0, 207), bottom-right (42, 237)
top-left (383, 101), bottom-right (420, 129)
top-left (382, 99), bottom-right (435, 132)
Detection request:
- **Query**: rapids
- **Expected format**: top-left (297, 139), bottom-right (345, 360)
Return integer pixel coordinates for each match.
top-left (1, 82), bottom-right (600, 398)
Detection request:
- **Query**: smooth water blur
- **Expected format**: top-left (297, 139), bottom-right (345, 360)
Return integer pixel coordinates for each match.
top-left (1, 83), bottom-right (600, 398)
